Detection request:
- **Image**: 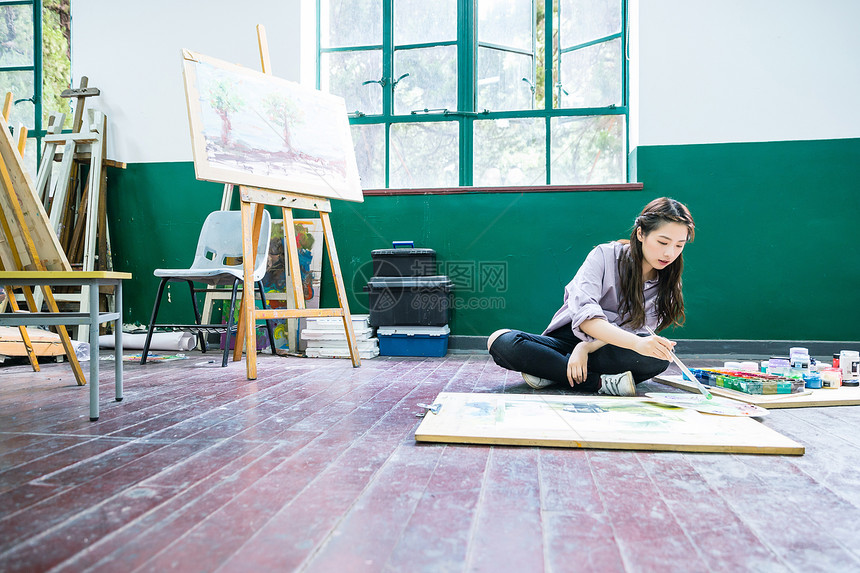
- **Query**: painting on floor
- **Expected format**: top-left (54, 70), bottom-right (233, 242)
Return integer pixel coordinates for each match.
top-left (415, 392), bottom-right (804, 455)
top-left (181, 49), bottom-right (363, 202)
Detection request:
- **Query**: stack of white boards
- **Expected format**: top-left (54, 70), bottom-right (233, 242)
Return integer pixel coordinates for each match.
top-left (303, 314), bottom-right (379, 359)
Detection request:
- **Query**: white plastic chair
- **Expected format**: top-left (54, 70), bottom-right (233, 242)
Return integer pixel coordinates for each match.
top-left (141, 210), bottom-right (277, 366)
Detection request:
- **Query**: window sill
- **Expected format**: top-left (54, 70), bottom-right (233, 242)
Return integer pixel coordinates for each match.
top-left (362, 183), bottom-right (643, 197)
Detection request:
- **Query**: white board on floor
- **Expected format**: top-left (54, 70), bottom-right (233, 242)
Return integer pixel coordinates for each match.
top-left (414, 392), bottom-right (803, 455)
top-left (654, 374), bottom-right (860, 409)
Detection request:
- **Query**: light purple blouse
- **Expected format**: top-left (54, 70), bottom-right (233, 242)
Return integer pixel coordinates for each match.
top-left (542, 242), bottom-right (660, 342)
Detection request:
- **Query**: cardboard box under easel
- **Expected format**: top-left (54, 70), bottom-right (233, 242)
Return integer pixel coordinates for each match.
top-left (0, 326), bottom-right (89, 362)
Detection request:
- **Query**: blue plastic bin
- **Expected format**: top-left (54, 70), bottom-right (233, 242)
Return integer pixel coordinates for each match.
top-left (377, 325), bottom-right (450, 357)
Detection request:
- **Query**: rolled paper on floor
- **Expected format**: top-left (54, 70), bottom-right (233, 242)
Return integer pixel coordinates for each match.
top-left (99, 332), bottom-right (197, 351)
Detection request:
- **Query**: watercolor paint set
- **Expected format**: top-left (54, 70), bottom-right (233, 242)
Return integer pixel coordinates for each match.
top-left (686, 368), bottom-right (806, 395)
top-left (682, 346), bottom-right (860, 395)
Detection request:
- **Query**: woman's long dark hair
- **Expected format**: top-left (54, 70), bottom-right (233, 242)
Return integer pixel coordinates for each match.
top-left (617, 197), bottom-right (695, 332)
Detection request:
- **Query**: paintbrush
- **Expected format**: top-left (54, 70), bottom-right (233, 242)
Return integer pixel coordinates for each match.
top-left (645, 326), bottom-right (713, 400)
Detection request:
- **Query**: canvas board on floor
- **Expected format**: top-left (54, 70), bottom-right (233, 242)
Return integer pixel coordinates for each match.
top-left (415, 392), bottom-right (803, 455)
top-left (654, 374), bottom-right (860, 409)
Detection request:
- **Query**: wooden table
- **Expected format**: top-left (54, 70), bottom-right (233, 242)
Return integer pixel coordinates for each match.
top-left (0, 271), bottom-right (131, 420)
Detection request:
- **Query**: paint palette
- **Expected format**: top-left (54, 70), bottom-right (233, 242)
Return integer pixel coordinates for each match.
top-left (644, 392), bottom-right (769, 417)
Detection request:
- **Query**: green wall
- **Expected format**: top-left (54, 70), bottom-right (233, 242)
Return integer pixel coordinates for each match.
top-left (109, 137), bottom-right (860, 340)
top-left (108, 163), bottom-right (223, 325)
top-left (631, 137), bottom-right (860, 340)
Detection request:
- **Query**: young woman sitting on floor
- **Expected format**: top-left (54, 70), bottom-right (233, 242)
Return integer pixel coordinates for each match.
top-left (486, 197), bottom-right (695, 396)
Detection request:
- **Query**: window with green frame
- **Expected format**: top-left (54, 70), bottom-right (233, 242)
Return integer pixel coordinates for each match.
top-left (0, 0), bottom-right (71, 175)
top-left (318, 0), bottom-right (627, 189)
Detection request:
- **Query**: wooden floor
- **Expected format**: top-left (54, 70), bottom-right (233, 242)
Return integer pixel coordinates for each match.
top-left (3, 350), bottom-right (860, 572)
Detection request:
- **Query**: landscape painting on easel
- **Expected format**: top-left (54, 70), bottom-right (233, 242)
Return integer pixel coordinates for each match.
top-left (181, 50), bottom-right (363, 202)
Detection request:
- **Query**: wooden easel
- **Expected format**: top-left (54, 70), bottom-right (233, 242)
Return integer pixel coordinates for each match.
top-left (231, 26), bottom-right (360, 379)
top-left (25, 77), bottom-right (114, 341)
top-left (0, 93), bottom-right (40, 368)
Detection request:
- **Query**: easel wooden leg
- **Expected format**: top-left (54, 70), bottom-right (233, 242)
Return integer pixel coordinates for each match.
top-left (236, 200), bottom-right (265, 378)
top-left (34, 113), bottom-right (64, 205)
top-left (48, 141), bottom-right (75, 232)
top-left (1, 285), bottom-right (40, 371)
top-left (280, 208), bottom-right (301, 354)
top-left (320, 212), bottom-right (360, 368)
top-left (201, 292), bottom-right (217, 335)
top-left (282, 207), bottom-right (306, 311)
top-left (1, 206), bottom-right (43, 312)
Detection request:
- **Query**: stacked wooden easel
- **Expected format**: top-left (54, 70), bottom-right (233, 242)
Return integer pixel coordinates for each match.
top-left (0, 91), bottom-right (82, 379)
top-left (1, 89), bottom-right (131, 420)
top-left (3, 78), bottom-right (124, 342)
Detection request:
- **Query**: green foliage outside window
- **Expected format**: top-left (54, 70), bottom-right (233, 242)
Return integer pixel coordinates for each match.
top-left (42, 0), bottom-right (71, 128)
top-left (319, 0), bottom-right (627, 188)
top-left (1, 0), bottom-right (71, 143)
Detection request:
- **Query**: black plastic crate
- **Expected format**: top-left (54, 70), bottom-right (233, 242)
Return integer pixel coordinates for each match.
top-left (364, 276), bottom-right (453, 326)
top-left (371, 241), bottom-right (437, 277)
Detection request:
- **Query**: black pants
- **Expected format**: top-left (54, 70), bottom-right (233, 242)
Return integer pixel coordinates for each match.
top-left (488, 327), bottom-right (669, 392)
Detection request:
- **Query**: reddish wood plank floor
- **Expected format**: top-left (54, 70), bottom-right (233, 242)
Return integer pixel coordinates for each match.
top-left (2, 351), bottom-right (860, 572)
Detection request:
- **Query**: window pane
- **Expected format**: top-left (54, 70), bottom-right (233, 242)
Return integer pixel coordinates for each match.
top-left (558, 37), bottom-right (621, 108)
top-left (321, 50), bottom-right (383, 115)
top-left (320, 0), bottom-right (382, 48)
top-left (351, 123), bottom-right (385, 189)
top-left (477, 47), bottom-right (534, 112)
top-left (560, 0), bottom-right (621, 47)
top-left (389, 122), bottom-right (458, 188)
top-left (395, 0), bottom-right (457, 45)
top-left (393, 46), bottom-right (457, 115)
top-left (0, 71), bottom-right (35, 129)
top-left (478, 0), bottom-right (533, 52)
top-left (42, 0), bottom-right (72, 129)
top-left (474, 117), bottom-right (546, 186)
top-left (550, 115), bottom-right (625, 185)
top-left (0, 4), bottom-right (34, 66)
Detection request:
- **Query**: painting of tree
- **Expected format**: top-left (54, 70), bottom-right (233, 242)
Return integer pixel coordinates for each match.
top-left (181, 50), bottom-right (363, 202)
top-left (208, 79), bottom-right (244, 146)
top-left (262, 92), bottom-right (304, 149)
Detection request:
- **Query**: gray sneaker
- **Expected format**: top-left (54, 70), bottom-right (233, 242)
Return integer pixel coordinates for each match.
top-left (598, 371), bottom-right (636, 396)
top-left (522, 372), bottom-right (554, 389)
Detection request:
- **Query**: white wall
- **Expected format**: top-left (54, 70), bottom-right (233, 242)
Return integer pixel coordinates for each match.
top-left (635, 0), bottom-right (860, 147)
top-left (73, 1), bottom-right (860, 160)
top-left (71, 0), bottom-right (304, 163)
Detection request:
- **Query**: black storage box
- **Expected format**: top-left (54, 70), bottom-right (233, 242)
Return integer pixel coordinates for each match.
top-left (364, 276), bottom-right (453, 326)
top-left (371, 242), bottom-right (437, 277)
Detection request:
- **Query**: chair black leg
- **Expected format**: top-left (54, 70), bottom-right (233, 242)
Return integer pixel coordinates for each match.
top-left (256, 281), bottom-right (278, 355)
top-left (141, 278), bottom-right (169, 365)
top-left (187, 280), bottom-right (207, 353)
top-left (222, 279), bottom-right (240, 367)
